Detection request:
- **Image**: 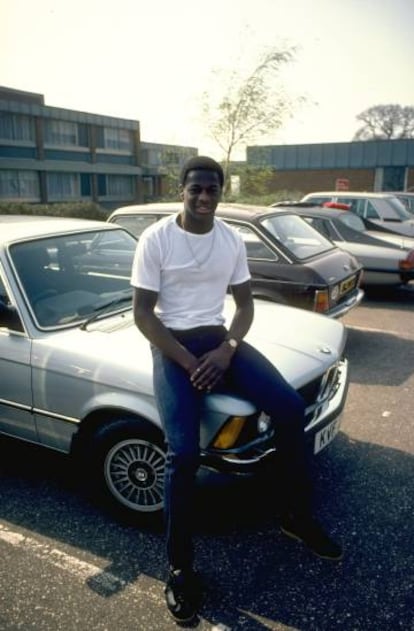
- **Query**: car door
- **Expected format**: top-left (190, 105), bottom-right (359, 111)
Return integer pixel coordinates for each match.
top-left (0, 266), bottom-right (37, 441)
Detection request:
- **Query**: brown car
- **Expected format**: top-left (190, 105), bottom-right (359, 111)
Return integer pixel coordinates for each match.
top-left (108, 202), bottom-right (364, 318)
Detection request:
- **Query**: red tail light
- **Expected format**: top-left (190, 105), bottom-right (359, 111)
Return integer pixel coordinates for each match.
top-left (399, 250), bottom-right (414, 270)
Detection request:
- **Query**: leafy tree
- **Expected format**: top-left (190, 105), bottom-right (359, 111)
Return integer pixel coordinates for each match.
top-left (201, 46), bottom-right (301, 193)
top-left (353, 104), bottom-right (414, 140)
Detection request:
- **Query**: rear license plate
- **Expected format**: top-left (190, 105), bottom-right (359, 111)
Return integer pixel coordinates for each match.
top-left (314, 417), bottom-right (342, 454)
top-left (340, 276), bottom-right (356, 295)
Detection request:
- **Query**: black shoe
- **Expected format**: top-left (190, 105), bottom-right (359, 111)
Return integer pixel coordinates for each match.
top-left (164, 567), bottom-right (202, 624)
top-left (280, 514), bottom-right (343, 561)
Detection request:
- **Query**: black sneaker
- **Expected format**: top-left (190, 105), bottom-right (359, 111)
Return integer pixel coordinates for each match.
top-left (164, 567), bottom-right (202, 624)
top-left (280, 514), bottom-right (343, 561)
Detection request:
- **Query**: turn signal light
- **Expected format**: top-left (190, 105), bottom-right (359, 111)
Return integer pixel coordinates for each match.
top-left (314, 289), bottom-right (330, 313)
top-left (213, 416), bottom-right (246, 449)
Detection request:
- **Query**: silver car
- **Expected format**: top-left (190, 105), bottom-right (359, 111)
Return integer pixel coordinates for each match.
top-left (279, 204), bottom-right (414, 288)
top-left (301, 191), bottom-right (414, 237)
top-left (0, 215), bottom-right (349, 520)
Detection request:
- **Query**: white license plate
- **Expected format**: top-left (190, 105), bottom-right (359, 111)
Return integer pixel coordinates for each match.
top-left (314, 417), bottom-right (342, 454)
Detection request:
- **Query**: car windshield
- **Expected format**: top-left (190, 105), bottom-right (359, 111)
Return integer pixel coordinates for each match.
top-left (396, 194), bottom-right (414, 213)
top-left (260, 213), bottom-right (334, 259)
top-left (10, 227), bottom-right (137, 329)
top-left (386, 196), bottom-right (413, 220)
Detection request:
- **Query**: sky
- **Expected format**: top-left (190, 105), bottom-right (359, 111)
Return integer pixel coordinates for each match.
top-left (1, 0), bottom-right (414, 160)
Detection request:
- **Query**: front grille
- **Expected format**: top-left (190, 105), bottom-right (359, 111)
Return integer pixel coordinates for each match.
top-left (209, 360), bottom-right (343, 452)
top-left (299, 362), bottom-right (341, 425)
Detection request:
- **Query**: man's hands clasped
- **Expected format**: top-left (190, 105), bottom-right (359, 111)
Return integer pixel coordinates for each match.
top-left (189, 343), bottom-right (234, 392)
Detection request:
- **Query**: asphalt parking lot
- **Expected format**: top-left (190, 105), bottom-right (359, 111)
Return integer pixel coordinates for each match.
top-left (0, 288), bottom-right (413, 631)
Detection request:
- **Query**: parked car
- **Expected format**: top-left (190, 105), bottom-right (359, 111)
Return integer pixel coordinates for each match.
top-left (0, 215), bottom-right (349, 519)
top-left (272, 203), bottom-right (414, 288)
top-left (301, 191), bottom-right (414, 237)
top-left (108, 203), bottom-right (364, 319)
top-left (393, 191), bottom-right (414, 215)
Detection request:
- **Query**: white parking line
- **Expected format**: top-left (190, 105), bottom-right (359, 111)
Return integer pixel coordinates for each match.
top-left (0, 523), bottom-right (235, 629)
top-left (0, 523), bottom-right (129, 596)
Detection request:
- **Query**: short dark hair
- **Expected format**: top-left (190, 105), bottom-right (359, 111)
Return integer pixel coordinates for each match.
top-left (180, 156), bottom-right (224, 188)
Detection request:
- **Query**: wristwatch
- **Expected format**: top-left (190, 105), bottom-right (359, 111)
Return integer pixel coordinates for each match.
top-left (225, 337), bottom-right (239, 350)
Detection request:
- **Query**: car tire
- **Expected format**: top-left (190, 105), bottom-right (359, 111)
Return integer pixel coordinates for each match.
top-left (88, 418), bottom-right (167, 523)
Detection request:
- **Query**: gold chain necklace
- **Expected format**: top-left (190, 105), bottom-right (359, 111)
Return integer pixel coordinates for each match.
top-left (181, 216), bottom-right (216, 268)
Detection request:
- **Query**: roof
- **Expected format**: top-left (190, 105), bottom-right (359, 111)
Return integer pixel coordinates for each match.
top-left (247, 139), bottom-right (414, 170)
top-left (0, 215), bottom-right (116, 243)
top-left (110, 202), bottom-right (288, 222)
top-left (304, 191), bottom-right (402, 199)
top-left (282, 206), bottom-right (346, 219)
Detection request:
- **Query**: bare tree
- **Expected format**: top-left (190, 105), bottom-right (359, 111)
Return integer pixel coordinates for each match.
top-left (353, 104), bottom-right (414, 140)
top-left (201, 46), bottom-right (301, 191)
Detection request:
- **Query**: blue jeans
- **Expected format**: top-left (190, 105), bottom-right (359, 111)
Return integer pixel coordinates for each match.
top-left (151, 325), bottom-right (311, 570)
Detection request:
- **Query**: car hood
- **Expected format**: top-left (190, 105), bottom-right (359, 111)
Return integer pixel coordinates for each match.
top-left (36, 298), bottom-right (347, 395)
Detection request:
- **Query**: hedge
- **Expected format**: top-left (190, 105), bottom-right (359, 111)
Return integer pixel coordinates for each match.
top-left (0, 201), bottom-right (108, 221)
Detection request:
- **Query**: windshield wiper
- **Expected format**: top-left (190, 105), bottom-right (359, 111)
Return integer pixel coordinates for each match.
top-left (80, 289), bottom-right (133, 330)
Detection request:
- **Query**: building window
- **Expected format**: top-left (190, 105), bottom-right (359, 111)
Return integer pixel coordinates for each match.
top-left (0, 113), bottom-right (35, 142)
top-left (0, 169), bottom-right (40, 200)
top-left (107, 175), bottom-right (133, 197)
top-left (44, 120), bottom-right (78, 146)
top-left (147, 148), bottom-right (163, 166)
top-left (164, 150), bottom-right (180, 166)
top-left (46, 172), bottom-right (80, 199)
top-left (97, 127), bottom-right (132, 151)
top-left (97, 174), bottom-right (134, 199)
top-left (80, 173), bottom-right (91, 196)
top-left (143, 176), bottom-right (154, 197)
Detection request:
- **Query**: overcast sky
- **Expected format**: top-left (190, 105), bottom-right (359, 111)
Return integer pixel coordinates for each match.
top-left (1, 0), bottom-right (414, 159)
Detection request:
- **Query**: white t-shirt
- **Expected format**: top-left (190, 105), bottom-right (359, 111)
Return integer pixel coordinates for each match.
top-left (130, 214), bottom-right (251, 329)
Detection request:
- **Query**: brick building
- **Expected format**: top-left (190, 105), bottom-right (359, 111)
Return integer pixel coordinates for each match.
top-left (246, 140), bottom-right (414, 195)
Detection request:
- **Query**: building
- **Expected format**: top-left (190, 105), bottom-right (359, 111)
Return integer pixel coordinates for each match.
top-left (140, 141), bottom-right (198, 200)
top-left (0, 86), bottom-right (197, 209)
top-left (246, 140), bottom-right (414, 195)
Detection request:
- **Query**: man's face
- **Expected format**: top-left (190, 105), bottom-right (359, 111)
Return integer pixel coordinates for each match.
top-left (181, 169), bottom-right (222, 223)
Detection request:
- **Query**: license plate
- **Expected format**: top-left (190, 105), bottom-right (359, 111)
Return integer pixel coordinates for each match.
top-left (340, 276), bottom-right (356, 295)
top-left (314, 417), bottom-right (342, 454)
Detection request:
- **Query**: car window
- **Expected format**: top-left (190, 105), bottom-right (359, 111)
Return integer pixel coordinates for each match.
top-left (0, 268), bottom-right (23, 332)
top-left (381, 197), bottom-right (412, 220)
top-left (304, 217), bottom-right (335, 240)
top-left (111, 214), bottom-right (160, 238)
top-left (365, 201), bottom-right (380, 219)
top-left (227, 223), bottom-right (278, 260)
top-left (337, 197), bottom-right (366, 216)
top-left (397, 194), bottom-right (414, 213)
top-left (260, 214), bottom-right (334, 259)
top-left (337, 213), bottom-right (366, 232)
top-left (10, 228), bottom-right (136, 328)
top-left (0, 273), bottom-right (9, 305)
